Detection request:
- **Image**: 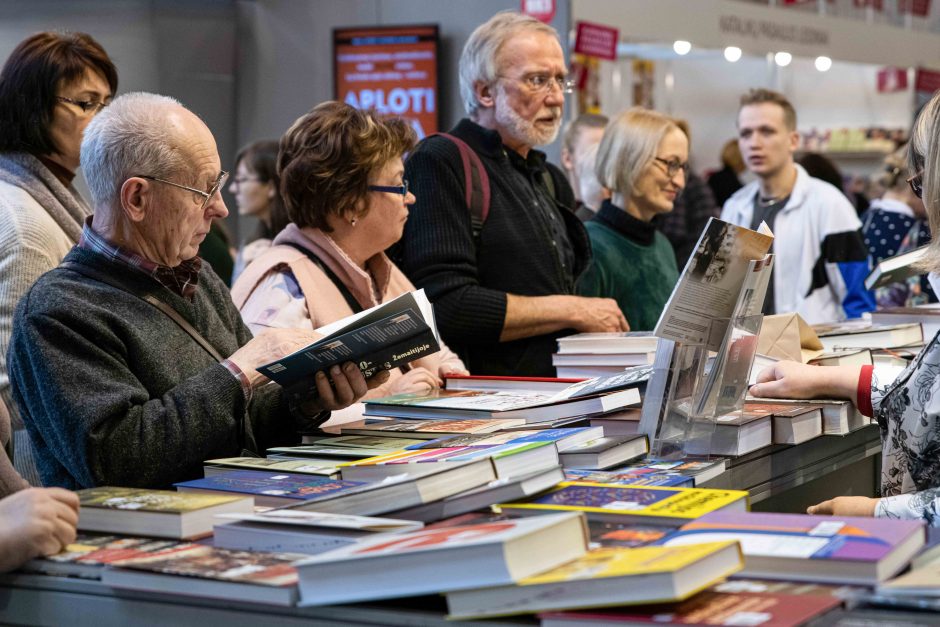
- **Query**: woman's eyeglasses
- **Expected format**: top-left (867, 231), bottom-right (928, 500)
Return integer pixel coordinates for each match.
top-left (368, 180), bottom-right (409, 197)
top-left (908, 170), bottom-right (924, 199)
top-left (56, 96), bottom-right (108, 114)
top-left (654, 157), bottom-right (690, 179)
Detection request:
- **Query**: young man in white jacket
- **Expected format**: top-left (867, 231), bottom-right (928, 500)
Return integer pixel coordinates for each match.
top-left (721, 88), bottom-right (874, 323)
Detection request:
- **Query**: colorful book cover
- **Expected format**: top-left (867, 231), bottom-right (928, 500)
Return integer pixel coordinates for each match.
top-left (309, 435), bottom-right (427, 449)
top-left (297, 511), bottom-right (586, 562)
top-left (661, 511), bottom-right (925, 563)
top-left (518, 543), bottom-right (740, 585)
top-left (24, 532), bottom-right (202, 576)
top-left (500, 482), bottom-right (747, 522)
top-left (174, 472), bottom-right (368, 502)
top-left (541, 590), bottom-right (842, 626)
top-left (78, 487), bottom-right (246, 513)
top-left (588, 521), bottom-right (676, 548)
top-left (405, 431), bottom-right (534, 449)
top-left (566, 469), bottom-right (693, 488)
top-left (116, 545), bottom-right (303, 587)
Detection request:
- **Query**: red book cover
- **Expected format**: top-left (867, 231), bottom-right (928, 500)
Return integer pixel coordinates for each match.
top-left (541, 590), bottom-right (841, 626)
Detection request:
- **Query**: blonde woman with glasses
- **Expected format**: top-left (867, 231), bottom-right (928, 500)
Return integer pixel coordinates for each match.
top-left (577, 108), bottom-right (688, 331)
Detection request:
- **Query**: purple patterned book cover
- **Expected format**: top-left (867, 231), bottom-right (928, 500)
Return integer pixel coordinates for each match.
top-left (661, 511), bottom-right (924, 562)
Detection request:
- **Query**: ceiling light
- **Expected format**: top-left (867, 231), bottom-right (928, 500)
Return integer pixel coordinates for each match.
top-left (774, 51), bottom-right (792, 67)
top-left (673, 40), bottom-right (691, 55)
top-left (724, 46), bottom-right (742, 62)
top-left (815, 56), bottom-right (832, 72)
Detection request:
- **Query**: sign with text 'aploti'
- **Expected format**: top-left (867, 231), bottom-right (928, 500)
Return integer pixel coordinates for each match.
top-left (334, 25), bottom-right (439, 139)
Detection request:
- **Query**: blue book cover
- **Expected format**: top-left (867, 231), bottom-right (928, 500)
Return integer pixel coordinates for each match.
top-left (175, 471), bottom-right (368, 502)
top-left (565, 468), bottom-right (693, 488)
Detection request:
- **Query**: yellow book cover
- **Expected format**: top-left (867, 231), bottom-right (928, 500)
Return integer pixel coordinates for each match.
top-left (519, 542), bottom-right (742, 585)
top-left (499, 481), bottom-right (748, 522)
top-left (78, 487), bottom-right (247, 513)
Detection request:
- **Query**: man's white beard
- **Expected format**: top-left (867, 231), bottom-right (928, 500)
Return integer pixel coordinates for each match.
top-left (494, 88), bottom-right (561, 148)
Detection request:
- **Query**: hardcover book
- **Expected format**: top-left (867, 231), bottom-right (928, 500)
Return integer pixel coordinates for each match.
top-left (294, 512), bottom-right (589, 606)
top-left (499, 482), bottom-right (748, 526)
top-left (257, 290), bottom-right (441, 386)
top-left (101, 546), bottom-right (304, 606)
top-left (660, 511), bottom-right (925, 585)
top-left (445, 543), bottom-right (743, 619)
top-left (77, 487), bottom-right (253, 539)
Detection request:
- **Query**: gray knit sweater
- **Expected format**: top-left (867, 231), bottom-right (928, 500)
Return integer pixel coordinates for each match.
top-left (8, 246), bottom-right (302, 490)
top-left (0, 152), bottom-right (91, 484)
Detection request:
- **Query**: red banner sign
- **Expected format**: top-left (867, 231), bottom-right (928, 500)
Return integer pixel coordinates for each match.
top-left (333, 25), bottom-right (439, 139)
top-left (877, 67), bottom-right (908, 93)
top-left (574, 21), bottom-right (619, 61)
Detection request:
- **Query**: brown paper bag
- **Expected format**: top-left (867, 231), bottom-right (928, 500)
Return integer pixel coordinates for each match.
top-left (756, 313), bottom-right (825, 363)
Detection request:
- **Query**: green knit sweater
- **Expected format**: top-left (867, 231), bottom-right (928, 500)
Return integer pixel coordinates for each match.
top-left (578, 201), bottom-right (679, 331)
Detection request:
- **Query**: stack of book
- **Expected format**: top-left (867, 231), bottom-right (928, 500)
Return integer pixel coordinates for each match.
top-left (553, 332), bottom-right (659, 378)
top-left (812, 320), bottom-right (923, 353)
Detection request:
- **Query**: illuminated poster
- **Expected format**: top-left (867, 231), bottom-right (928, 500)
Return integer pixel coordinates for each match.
top-left (334, 25), bottom-right (439, 138)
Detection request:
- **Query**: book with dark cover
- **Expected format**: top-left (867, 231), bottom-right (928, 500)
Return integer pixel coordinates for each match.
top-left (540, 589), bottom-right (841, 626)
top-left (101, 546), bottom-right (303, 606)
top-left (257, 290), bottom-right (440, 386)
top-left (21, 533), bottom-right (199, 579)
top-left (175, 471), bottom-right (371, 508)
top-left (865, 245), bottom-right (928, 290)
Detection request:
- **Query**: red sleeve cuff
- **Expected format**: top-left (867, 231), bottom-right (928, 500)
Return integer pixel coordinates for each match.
top-left (857, 364), bottom-right (874, 417)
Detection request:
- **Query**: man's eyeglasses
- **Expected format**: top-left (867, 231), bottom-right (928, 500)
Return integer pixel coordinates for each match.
top-left (654, 157), bottom-right (690, 179)
top-left (231, 176), bottom-right (261, 188)
top-left (368, 180), bottom-right (409, 197)
top-left (499, 73), bottom-right (576, 95)
top-left (56, 96), bottom-right (109, 114)
top-left (139, 171), bottom-right (229, 210)
top-left (908, 170), bottom-right (924, 199)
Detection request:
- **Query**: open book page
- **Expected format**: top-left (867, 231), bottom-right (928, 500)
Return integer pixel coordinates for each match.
top-left (654, 218), bottom-right (773, 350)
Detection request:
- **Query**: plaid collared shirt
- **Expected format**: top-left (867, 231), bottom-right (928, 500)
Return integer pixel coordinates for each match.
top-left (77, 218), bottom-right (202, 300)
top-left (76, 218), bottom-right (253, 404)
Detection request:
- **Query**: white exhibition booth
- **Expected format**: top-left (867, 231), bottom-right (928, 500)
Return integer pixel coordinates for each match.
top-left (571, 0), bottom-right (940, 175)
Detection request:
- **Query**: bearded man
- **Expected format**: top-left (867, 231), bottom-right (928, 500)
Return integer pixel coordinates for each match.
top-left (397, 11), bottom-right (627, 377)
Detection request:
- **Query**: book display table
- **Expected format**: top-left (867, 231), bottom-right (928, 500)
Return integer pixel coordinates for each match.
top-left (700, 423), bottom-right (882, 510)
top-left (0, 573), bottom-right (538, 627)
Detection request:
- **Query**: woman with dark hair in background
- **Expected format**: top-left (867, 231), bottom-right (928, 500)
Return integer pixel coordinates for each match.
top-left (0, 31), bottom-right (117, 484)
top-left (229, 140), bottom-right (290, 282)
top-left (707, 139), bottom-right (745, 207)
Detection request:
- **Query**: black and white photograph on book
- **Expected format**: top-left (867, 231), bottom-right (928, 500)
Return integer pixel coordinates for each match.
top-left (3, 0), bottom-right (940, 625)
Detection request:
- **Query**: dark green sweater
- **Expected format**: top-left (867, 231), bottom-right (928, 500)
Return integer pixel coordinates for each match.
top-left (578, 201), bottom-right (679, 331)
top-left (8, 247), bottom-right (302, 490)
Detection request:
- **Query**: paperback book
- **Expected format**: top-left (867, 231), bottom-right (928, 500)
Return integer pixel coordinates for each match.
top-left (294, 512), bottom-right (589, 606)
top-left (22, 533), bottom-right (199, 579)
top-left (659, 511), bottom-right (925, 585)
top-left (499, 482), bottom-right (748, 526)
top-left (212, 510), bottom-right (423, 555)
top-left (445, 543), bottom-right (743, 619)
top-left (77, 487), bottom-right (253, 540)
top-left (257, 290), bottom-right (441, 386)
top-left (102, 546), bottom-right (304, 606)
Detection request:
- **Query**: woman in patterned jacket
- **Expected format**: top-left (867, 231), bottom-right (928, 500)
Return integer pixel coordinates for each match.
top-left (750, 89), bottom-right (940, 526)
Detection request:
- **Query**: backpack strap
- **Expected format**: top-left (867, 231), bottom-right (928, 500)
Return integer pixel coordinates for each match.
top-left (282, 242), bottom-right (364, 314)
top-left (436, 132), bottom-right (491, 247)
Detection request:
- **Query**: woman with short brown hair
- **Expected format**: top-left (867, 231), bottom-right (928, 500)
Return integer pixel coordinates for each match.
top-left (232, 102), bottom-right (467, 396)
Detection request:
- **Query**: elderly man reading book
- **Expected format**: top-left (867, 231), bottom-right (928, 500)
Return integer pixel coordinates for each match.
top-left (7, 93), bottom-right (386, 491)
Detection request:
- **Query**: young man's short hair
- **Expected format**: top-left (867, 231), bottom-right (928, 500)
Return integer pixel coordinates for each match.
top-left (738, 88), bottom-right (797, 131)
